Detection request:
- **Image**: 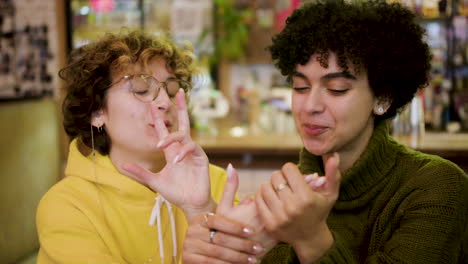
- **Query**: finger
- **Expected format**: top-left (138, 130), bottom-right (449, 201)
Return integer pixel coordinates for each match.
top-left (122, 163), bottom-right (158, 190)
top-left (217, 164), bottom-right (239, 214)
top-left (172, 141), bottom-right (198, 163)
top-left (255, 184), bottom-right (277, 232)
top-left (304, 172), bottom-right (324, 190)
top-left (184, 238), bottom-right (257, 264)
top-left (156, 131), bottom-right (189, 149)
top-left (324, 152), bottom-right (341, 199)
top-left (182, 252), bottom-right (233, 264)
top-left (304, 172), bottom-right (319, 184)
top-left (280, 163), bottom-right (309, 193)
top-left (150, 103), bottom-right (169, 140)
top-left (261, 178), bottom-right (289, 225)
top-left (203, 214), bottom-right (255, 238)
top-left (270, 170), bottom-right (293, 200)
top-left (239, 196), bottom-right (254, 206)
top-left (186, 218), bottom-right (261, 256)
top-left (203, 229), bottom-right (260, 255)
top-left (176, 88), bottom-right (191, 133)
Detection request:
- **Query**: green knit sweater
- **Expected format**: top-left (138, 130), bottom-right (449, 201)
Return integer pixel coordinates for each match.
top-left (260, 121), bottom-right (468, 264)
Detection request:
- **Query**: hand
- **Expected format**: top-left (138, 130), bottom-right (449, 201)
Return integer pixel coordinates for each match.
top-left (123, 89), bottom-right (213, 220)
top-left (183, 164), bottom-right (264, 264)
top-left (255, 153), bottom-right (341, 263)
top-left (217, 165), bottom-right (278, 258)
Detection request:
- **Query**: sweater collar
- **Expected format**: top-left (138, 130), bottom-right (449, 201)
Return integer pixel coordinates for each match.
top-left (298, 121), bottom-right (401, 201)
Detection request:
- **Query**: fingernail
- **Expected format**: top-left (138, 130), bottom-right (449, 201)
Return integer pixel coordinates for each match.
top-left (243, 227), bottom-right (253, 234)
top-left (313, 177), bottom-right (326, 188)
top-left (156, 140), bottom-right (164, 148)
top-left (173, 155), bottom-right (180, 164)
top-left (253, 245), bottom-right (264, 253)
top-left (248, 256), bottom-right (257, 263)
top-left (227, 163), bottom-right (233, 178)
top-left (179, 88), bottom-right (184, 94)
top-left (304, 172), bottom-right (319, 183)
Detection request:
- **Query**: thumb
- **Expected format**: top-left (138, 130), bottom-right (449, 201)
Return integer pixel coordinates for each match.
top-left (122, 163), bottom-right (159, 192)
top-left (324, 152), bottom-right (341, 200)
top-left (217, 163), bottom-right (239, 215)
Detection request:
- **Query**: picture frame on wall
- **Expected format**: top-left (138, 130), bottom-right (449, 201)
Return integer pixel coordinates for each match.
top-left (0, 0), bottom-right (55, 101)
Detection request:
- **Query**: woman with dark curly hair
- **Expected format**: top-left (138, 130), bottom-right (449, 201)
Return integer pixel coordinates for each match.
top-left (35, 30), bottom-right (261, 264)
top-left (182, 0), bottom-right (468, 263)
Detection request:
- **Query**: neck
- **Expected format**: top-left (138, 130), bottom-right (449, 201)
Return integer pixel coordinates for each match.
top-left (109, 147), bottom-right (166, 176)
top-left (323, 119), bottom-right (375, 173)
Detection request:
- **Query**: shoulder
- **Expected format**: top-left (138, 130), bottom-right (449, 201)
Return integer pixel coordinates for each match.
top-left (37, 176), bottom-right (98, 230)
top-left (398, 148), bottom-right (466, 183)
top-left (394, 148), bottom-right (468, 207)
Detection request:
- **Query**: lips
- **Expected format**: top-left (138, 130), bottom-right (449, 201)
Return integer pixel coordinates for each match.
top-left (303, 124), bottom-right (329, 136)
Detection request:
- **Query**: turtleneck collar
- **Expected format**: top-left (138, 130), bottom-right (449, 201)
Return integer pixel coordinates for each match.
top-left (298, 121), bottom-right (403, 203)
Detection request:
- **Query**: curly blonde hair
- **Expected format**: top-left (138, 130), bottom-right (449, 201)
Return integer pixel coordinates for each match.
top-left (60, 30), bottom-right (195, 155)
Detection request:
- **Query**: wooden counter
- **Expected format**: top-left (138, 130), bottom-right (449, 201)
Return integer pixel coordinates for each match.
top-left (194, 121), bottom-right (468, 171)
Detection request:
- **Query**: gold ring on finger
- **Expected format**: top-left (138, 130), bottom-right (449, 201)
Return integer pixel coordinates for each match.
top-left (275, 182), bottom-right (289, 192)
top-left (204, 212), bottom-right (215, 225)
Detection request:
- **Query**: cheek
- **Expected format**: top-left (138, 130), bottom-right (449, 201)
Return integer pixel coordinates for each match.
top-left (291, 98), bottom-right (303, 124)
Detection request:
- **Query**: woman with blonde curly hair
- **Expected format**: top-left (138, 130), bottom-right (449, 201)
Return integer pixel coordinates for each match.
top-left (36, 30), bottom-right (260, 264)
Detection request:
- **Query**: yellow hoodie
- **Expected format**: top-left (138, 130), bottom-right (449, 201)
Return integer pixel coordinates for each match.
top-left (36, 140), bottom-right (229, 264)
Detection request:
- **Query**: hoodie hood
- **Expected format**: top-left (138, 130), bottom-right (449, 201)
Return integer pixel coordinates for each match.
top-left (65, 139), bottom-right (157, 202)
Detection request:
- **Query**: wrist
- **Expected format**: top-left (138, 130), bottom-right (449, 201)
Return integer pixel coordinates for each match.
top-left (183, 198), bottom-right (217, 221)
top-left (292, 224), bottom-right (334, 264)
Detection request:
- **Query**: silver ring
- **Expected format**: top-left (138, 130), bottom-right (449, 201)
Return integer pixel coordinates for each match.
top-left (275, 182), bottom-right (289, 192)
top-left (209, 229), bottom-right (217, 243)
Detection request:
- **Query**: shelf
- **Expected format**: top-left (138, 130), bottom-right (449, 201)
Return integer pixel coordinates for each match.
top-left (193, 117), bottom-right (468, 170)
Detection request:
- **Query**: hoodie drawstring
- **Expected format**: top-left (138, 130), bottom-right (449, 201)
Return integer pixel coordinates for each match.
top-left (149, 196), bottom-right (177, 263)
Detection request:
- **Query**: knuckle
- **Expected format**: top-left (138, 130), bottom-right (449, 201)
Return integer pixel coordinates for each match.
top-left (185, 226), bottom-right (198, 237)
top-left (244, 240), bottom-right (256, 253)
top-left (181, 252), bottom-right (191, 262)
top-left (213, 232), bottom-right (226, 244)
top-left (271, 170), bottom-right (282, 179)
top-left (187, 141), bottom-right (197, 149)
top-left (231, 251), bottom-right (250, 264)
top-left (277, 214), bottom-right (290, 228)
top-left (285, 203), bottom-right (300, 218)
top-left (209, 246), bottom-right (224, 258)
top-left (282, 162), bottom-right (295, 171)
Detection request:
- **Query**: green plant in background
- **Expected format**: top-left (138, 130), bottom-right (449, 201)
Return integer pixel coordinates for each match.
top-left (198, 0), bottom-right (252, 64)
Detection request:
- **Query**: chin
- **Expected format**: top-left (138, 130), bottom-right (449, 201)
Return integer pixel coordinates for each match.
top-left (302, 141), bottom-right (331, 156)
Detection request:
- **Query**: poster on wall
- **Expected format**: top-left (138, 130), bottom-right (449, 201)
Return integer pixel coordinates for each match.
top-left (0, 0), bottom-right (56, 101)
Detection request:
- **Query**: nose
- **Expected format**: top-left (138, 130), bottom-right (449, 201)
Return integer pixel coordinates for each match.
top-left (304, 86), bottom-right (325, 114)
top-left (151, 87), bottom-right (171, 112)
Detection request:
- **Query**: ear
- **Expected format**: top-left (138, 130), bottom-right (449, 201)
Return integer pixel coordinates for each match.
top-left (373, 97), bottom-right (392, 115)
top-left (90, 110), bottom-right (105, 128)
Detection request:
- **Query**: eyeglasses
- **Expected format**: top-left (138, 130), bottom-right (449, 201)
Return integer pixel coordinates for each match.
top-left (111, 74), bottom-right (191, 103)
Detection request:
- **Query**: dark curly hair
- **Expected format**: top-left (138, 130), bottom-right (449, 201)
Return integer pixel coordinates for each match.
top-left (269, 0), bottom-right (432, 121)
top-left (60, 30), bottom-right (195, 155)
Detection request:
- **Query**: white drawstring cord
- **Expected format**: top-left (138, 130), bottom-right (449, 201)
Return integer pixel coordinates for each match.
top-left (149, 196), bottom-right (177, 263)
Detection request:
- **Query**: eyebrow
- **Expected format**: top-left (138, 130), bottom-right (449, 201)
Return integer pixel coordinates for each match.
top-left (291, 71), bottom-right (357, 82)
